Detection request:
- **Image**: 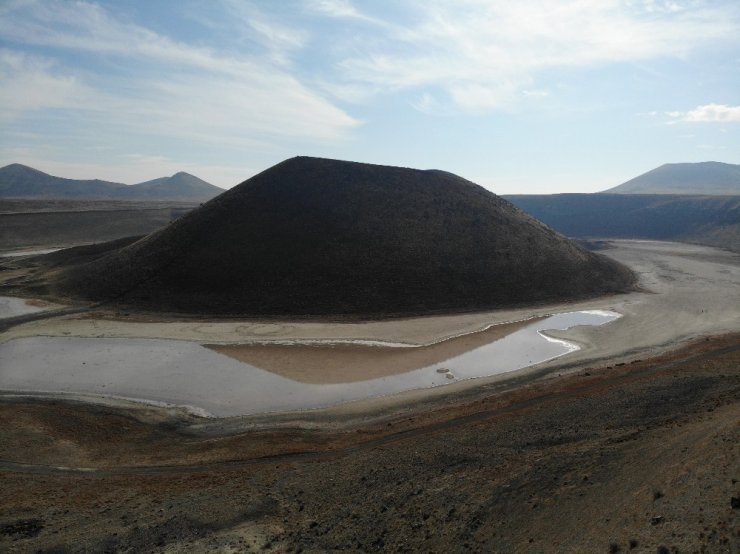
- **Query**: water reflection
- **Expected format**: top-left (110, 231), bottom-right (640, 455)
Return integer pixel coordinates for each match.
top-left (0, 310), bottom-right (619, 417)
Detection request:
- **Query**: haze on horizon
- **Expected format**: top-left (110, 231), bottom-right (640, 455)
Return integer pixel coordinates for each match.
top-left (1, 0), bottom-right (739, 194)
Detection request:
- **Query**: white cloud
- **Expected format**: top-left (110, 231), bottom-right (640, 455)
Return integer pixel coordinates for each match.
top-left (0, 49), bottom-right (94, 120)
top-left (308, 0), bottom-right (363, 18)
top-left (681, 104), bottom-right (740, 122)
top-left (628, 0), bottom-right (687, 14)
top-left (306, 0), bottom-right (384, 24)
top-left (218, 0), bottom-right (309, 65)
top-left (450, 82), bottom-right (520, 113)
top-left (134, 74), bottom-right (358, 143)
top-left (249, 17), bottom-right (307, 53)
top-left (0, 0), bottom-right (359, 143)
top-left (410, 92), bottom-right (455, 115)
top-left (324, 0), bottom-right (740, 112)
top-left (522, 89), bottom-right (550, 98)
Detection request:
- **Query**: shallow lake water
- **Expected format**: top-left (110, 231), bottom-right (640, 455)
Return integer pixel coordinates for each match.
top-left (0, 247), bottom-right (62, 258)
top-left (0, 296), bottom-right (51, 319)
top-left (0, 310), bottom-right (619, 417)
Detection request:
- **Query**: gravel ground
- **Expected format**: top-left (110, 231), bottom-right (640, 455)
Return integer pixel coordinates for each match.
top-left (0, 239), bottom-right (738, 552)
top-left (0, 334), bottom-right (738, 553)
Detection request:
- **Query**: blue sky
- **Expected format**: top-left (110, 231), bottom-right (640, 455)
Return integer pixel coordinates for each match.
top-left (1, 0), bottom-right (739, 193)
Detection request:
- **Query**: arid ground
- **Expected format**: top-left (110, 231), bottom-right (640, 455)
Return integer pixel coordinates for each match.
top-left (0, 199), bottom-right (198, 252)
top-left (0, 240), bottom-right (738, 553)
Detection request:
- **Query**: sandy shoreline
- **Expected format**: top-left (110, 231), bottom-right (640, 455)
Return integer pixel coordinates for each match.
top-left (0, 312), bottom-right (619, 418)
top-left (3, 329), bottom-right (737, 553)
top-left (1, 240), bottom-right (739, 424)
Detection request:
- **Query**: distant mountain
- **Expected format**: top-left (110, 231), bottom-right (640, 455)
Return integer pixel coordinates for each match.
top-left (0, 164), bottom-right (224, 201)
top-left (0, 164), bottom-right (125, 199)
top-left (505, 193), bottom-right (740, 253)
top-left (604, 162), bottom-right (740, 195)
top-left (113, 172), bottom-right (224, 201)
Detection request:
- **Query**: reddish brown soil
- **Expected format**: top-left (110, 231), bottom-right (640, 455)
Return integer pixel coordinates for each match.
top-left (1, 334), bottom-right (738, 553)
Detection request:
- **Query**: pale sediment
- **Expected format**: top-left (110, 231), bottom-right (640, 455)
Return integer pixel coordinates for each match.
top-left (0, 240), bottom-right (738, 421)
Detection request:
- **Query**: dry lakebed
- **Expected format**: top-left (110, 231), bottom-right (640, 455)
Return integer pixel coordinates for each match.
top-left (0, 239), bottom-right (738, 553)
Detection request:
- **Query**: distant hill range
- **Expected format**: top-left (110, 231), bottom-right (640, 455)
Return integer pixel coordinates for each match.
top-left (603, 161), bottom-right (740, 195)
top-left (0, 163), bottom-right (224, 201)
top-left (37, 156), bottom-right (634, 316)
top-left (505, 194), bottom-right (740, 253)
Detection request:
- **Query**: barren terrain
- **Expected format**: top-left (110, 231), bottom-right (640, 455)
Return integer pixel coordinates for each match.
top-left (0, 240), bottom-right (738, 552)
top-left (1, 334), bottom-right (738, 553)
top-left (0, 199), bottom-right (197, 252)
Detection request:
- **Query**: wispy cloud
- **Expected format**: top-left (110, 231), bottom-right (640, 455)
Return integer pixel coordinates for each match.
top-left (1, 0), bottom-right (737, 193)
top-left (306, 0), bottom-right (385, 25)
top-left (521, 89), bottom-right (550, 98)
top-left (316, 0), bottom-right (740, 113)
top-left (410, 92), bottom-right (455, 116)
top-left (0, 0), bottom-right (359, 143)
top-left (0, 49), bottom-right (94, 120)
top-left (218, 0), bottom-right (309, 65)
top-left (308, 0), bottom-right (364, 19)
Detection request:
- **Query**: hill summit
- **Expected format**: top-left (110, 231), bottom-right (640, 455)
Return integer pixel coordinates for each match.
top-left (52, 157), bottom-right (634, 316)
top-left (603, 161), bottom-right (740, 195)
top-left (110, 171), bottom-right (221, 200)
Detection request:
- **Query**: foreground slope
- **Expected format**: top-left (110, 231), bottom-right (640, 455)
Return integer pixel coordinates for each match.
top-left (604, 161), bottom-right (740, 194)
top-left (53, 157), bottom-right (634, 315)
top-left (1, 335), bottom-right (737, 552)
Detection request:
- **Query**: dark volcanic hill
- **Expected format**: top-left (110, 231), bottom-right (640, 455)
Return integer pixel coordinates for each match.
top-left (603, 161), bottom-right (740, 195)
top-left (0, 164), bottom-right (223, 201)
top-left (50, 157), bottom-right (635, 316)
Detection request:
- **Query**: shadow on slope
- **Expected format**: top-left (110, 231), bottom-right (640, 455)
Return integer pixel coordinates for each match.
top-left (505, 193), bottom-right (740, 252)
